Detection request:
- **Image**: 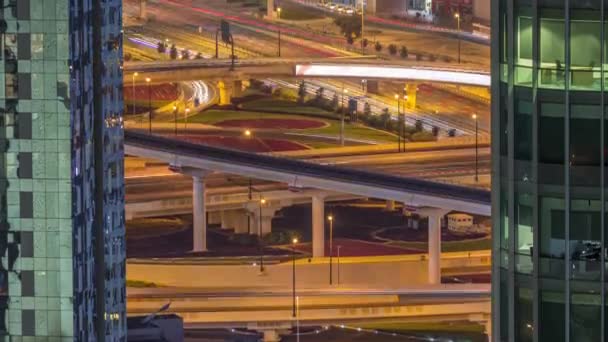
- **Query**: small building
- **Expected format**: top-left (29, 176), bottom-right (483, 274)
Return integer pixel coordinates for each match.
top-left (447, 213), bottom-right (474, 233)
top-left (128, 314), bottom-right (184, 342)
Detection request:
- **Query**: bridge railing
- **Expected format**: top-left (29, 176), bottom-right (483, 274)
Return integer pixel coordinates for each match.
top-left (124, 131), bottom-right (491, 206)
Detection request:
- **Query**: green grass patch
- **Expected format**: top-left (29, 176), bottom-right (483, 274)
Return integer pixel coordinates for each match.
top-left (241, 98), bottom-right (334, 116)
top-left (279, 2), bottom-right (326, 20)
top-left (353, 321), bottom-right (486, 334)
top-left (126, 280), bottom-right (164, 288)
top-left (388, 237), bottom-right (491, 253)
top-left (183, 109), bottom-right (396, 144)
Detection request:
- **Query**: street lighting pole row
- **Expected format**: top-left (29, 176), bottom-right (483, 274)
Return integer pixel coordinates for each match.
top-left (132, 72), bottom-right (193, 136)
top-left (395, 92), bottom-right (408, 152)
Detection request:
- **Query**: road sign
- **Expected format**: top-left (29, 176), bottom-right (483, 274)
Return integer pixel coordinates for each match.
top-left (220, 20), bottom-right (232, 44)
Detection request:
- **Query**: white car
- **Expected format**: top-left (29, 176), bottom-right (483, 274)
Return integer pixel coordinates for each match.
top-left (345, 7), bottom-right (355, 14)
top-left (328, 3), bottom-right (336, 10)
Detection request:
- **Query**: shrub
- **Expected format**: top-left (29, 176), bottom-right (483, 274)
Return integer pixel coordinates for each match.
top-left (388, 44), bottom-right (397, 55)
top-left (399, 46), bottom-right (408, 59)
top-left (169, 44), bottom-right (178, 59)
top-left (374, 41), bottom-right (382, 52)
top-left (411, 131), bottom-right (436, 142)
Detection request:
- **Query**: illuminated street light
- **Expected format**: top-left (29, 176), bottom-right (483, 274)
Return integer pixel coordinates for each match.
top-left (472, 113), bottom-right (479, 182)
top-left (328, 214), bottom-right (334, 285)
top-left (258, 196), bottom-right (266, 273)
top-left (244, 129), bottom-right (252, 137)
top-left (277, 7), bottom-right (282, 19)
top-left (132, 72), bottom-right (139, 117)
top-left (292, 236), bottom-right (298, 318)
top-left (173, 105), bottom-right (178, 136)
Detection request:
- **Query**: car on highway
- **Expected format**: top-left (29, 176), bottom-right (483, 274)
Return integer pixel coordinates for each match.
top-left (328, 3), bottom-right (337, 10)
top-left (345, 7), bottom-right (355, 15)
top-left (336, 5), bottom-right (346, 12)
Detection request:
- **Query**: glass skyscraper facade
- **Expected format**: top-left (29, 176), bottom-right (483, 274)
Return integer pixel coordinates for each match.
top-left (0, 0), bottom-right (125, 340)
top-left (493, 0), bottom-right (608, 341)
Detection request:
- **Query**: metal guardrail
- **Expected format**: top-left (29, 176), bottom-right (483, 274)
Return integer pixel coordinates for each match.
top-left (124, 131), bottom-right (491, 206)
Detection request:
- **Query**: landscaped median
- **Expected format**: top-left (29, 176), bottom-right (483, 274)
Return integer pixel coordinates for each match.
top-left (123, 83), bottom-right (180, 115)
top-left (181, 108), bottom-right (398, 148)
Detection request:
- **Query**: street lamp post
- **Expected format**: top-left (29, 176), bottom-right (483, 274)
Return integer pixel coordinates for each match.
top-left (337, 245), bottom-right (342, 285)
top-left (146, 77), bottom-right (152, 133)
top-left (454, 13), bottom-right (461, 64)
top-left (402, 94), bottom-right (408, 152)
top-left (184, 108), bottom-right (190, 132)
top-left (278, 29), bottom-right (281, 57)
top-left (215, 28), bottom-right (219, 59)
top-left (340, 88), bottom-right (348, 147)
top-left (259, 197), bottom-right (266, 273)
top-left (132, 72), bottom-right (139, 117)
top-left (395, 94), bottom-right (401, 152)
top-left (472, 113), bottom-right (479, 182)
top-left (173, 105), bottom-right (178, 136)
top-left (292, 237), bottom-right (298, 318)
top-left (328, 215), bottom-right (334, 285)
top-left (277, 7), bottom-right (282, 19)
top-left (360, 0), bottom-right (365, 54)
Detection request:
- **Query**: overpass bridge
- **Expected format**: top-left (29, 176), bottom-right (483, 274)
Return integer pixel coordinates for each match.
top-left (124, 131), bottom-right (490, 285)
top-left (128, 284), bottom-right (490, 341)
top-left (123, 58), bottom-right (489, 86)
top-left (123, 58), bottom-right (490, 105)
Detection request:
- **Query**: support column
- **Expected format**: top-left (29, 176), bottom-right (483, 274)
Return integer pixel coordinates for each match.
top-left (247, 204), bottom-right (280, 236)
top-left (405, 83), bottom-right (418, 109)
top-left (139, 0), bottom-right (147, 20)
top-left (267, 0), bottom-right (275, 18)
top-left (385, 200), bottom-right (395, 211)
top-left (262, 330), bottom-right (280, 342)
top-left (208, 211), bottom-right (222, 225)
top-left (233, 80), bottom-right (244, 98)
top-left (217, 80), bottom-right (233, 106)
top-left (427, 213), bottom-right (441, 285)
top-left (192, 175), bottom-right (207, 252)
top-left (312, 195), bottom-right (325, 258)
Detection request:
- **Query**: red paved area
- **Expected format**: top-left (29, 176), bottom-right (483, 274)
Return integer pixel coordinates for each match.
top-left (215, 118), bottom-right (326, 129)
top-left (292, 238), bottom-right (421, 257)
top-left (178, 135), bottom-right (308, 152)
top-left (124, 83), bottom-right (179, 101)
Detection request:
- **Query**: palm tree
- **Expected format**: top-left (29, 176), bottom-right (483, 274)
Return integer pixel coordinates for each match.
top-left (157, 41), bottom-right (166, 53)
top-left (374, 41), bottom-right (382, 52)
top-left (181, 49), bottom-right (190, 60)
top-left (388, 44), bottom-right (397, 55)
top-left (169, 44), bottom-right (178, 59)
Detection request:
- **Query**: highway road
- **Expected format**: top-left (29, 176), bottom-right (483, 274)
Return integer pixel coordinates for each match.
top-left (126, 146), bottom-right (490, 205)
top-left (123, 2), bottom-right (489, 136)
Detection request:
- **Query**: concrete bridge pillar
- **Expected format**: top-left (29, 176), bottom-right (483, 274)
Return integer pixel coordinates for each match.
top-left (418, 208), bottom-right (450, 285)
top-left (405, 83), bottom-right (418, 109)
top-left (247, 203), bottom-right (280, 236)
top-left (139, 0), bottom-right (147, 20)
top-left (208, 211), bottom-right (222, 226)
top-left (233, 80), bottom-right (244, 98)
top-left (190, 171), bottom-right (212, 252)
top-left (263, 330), bottom-right (280, 342)
top-left (222, 209), bottom-right (250, 234)
top-left (267, 0), bottom-right (275, 19)
top-left (384, 200), bottom-right (396, 211)
top-left (217, 80), bottom-right (233, 106)
top-left (312, 194), bottom-right (326, 258)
